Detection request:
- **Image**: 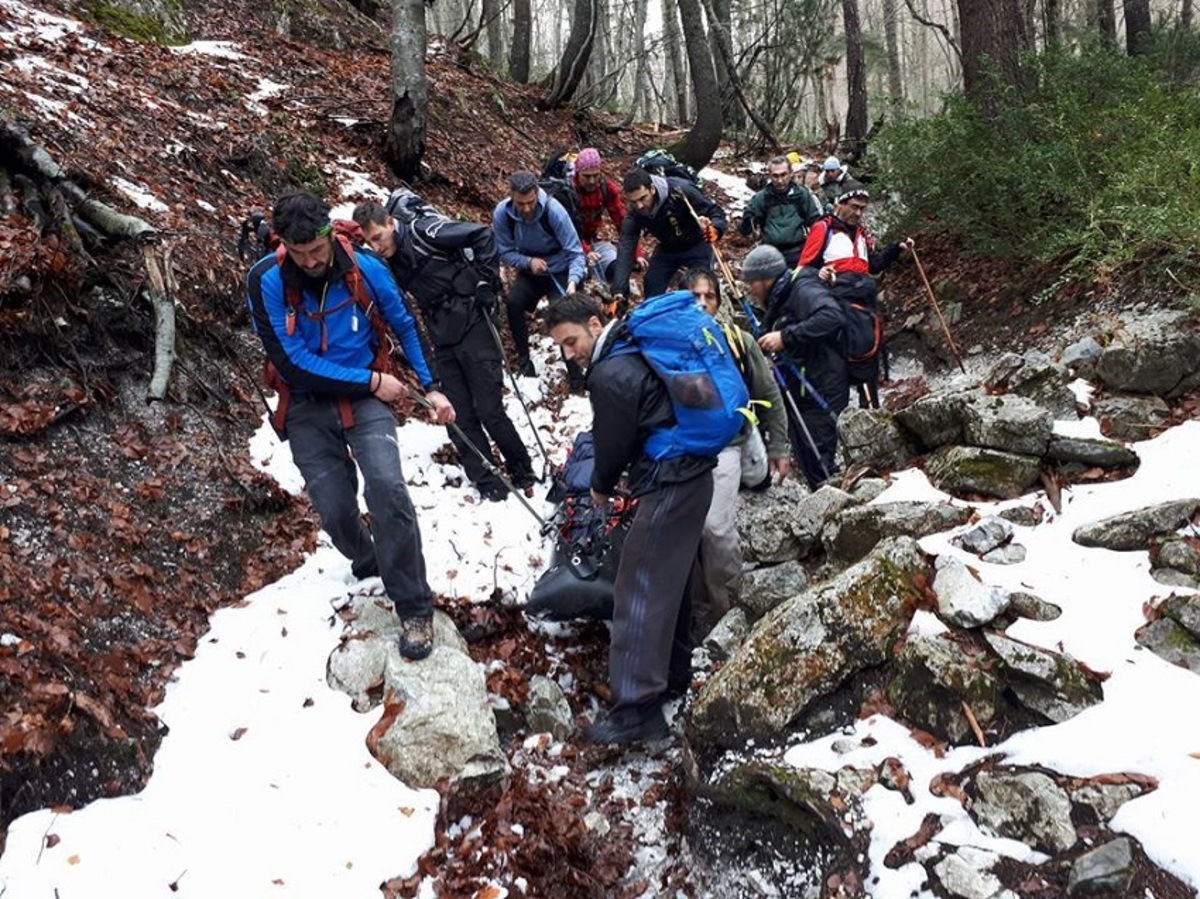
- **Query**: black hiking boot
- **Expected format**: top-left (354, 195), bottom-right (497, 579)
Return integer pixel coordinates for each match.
top-left (582, 704), bottom-right (669, 746)
top-left (479, 481), bottom-right (509, 503)
top-left (398, 616), bottom-right (433, 661)
top-left (516, 357), bottom-right (536, 378)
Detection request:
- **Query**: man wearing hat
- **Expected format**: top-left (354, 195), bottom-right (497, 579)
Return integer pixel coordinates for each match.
top-left (571, 147), bottom-right (643, 287)
top-left (742, 245), bottom-right (848, 488)
top-left (817, 156), bottom-right (865, 213)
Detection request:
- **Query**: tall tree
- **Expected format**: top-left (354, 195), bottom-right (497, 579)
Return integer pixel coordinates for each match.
top-left (957, 0), bottom-right (1027, 113)
top-left (1044, 0), bottom-right (1062, 47)
top-left (883, 0), bottom-right (904, 107)
top-left (545, 0), bottom-right (599, 106)
top-left (842, 0), bottom-right (868, 157)
top-left (674, 0), bottom-right (722, 167)
top-left (481, 0), bottom-right (505, 66)
top-left (1125, 0), bottom-right (1152, 54)
top-left (1097, 0), bottom-right (1117, 44)
top-left (509, 0), bottom-right (531, 83)
top-left (662, 0), bottom-right (690, 122)
top-left (384, 0), bottom-right (428, 181)
top-left (1183, 0), bottom-right (1194, 30)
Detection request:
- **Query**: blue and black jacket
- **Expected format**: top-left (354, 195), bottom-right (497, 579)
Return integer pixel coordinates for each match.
top-left (492, 188), bottom-right (587, 289)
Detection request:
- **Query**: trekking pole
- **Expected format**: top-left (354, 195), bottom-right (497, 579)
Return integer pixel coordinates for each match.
top-left (739, 297), bottom-right (833, 414)
top-left (909, 246), bottom-right (967, 375)
top-left (482, 309), bottom-right (553, 482)
top-left (411, 391), bottom-right (548, 529)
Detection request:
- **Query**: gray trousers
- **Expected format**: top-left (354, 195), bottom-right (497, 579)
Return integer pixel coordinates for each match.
top-left (286, 394), bottom-right (433, 619)
top-left (692, 443), bottom-right (743, 636)
top-left (609, 471), bottom-right (714, 712)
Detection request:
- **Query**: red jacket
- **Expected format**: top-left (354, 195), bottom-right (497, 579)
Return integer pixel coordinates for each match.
top-left (799, 215), bottom-right (901, 276)
top-left (572, 175), bottom-right (625, 251)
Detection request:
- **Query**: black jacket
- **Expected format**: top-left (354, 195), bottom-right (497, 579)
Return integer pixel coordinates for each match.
top-left (762, 269), bottom-right (849, 413)
top-left (611, 176), bottom-right (728, 296)
top-left (587, 325), bottom-right (716, 497)
top-left (385, 215), bottom-right (500, 347)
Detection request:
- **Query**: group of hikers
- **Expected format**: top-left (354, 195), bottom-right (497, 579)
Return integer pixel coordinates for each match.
top-left (243, 145), bottom-right (911, 745)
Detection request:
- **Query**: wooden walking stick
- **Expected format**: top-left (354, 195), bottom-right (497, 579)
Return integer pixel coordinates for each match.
top-left (910, 245), bottom-right (967, 375)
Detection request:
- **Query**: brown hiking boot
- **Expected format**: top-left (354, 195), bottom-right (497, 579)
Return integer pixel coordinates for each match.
top-left (398, 616), bottom-right (433, 661)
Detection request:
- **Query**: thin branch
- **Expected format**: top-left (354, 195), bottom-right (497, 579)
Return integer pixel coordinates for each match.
top-left (903, 0), bottom-right (962, 60)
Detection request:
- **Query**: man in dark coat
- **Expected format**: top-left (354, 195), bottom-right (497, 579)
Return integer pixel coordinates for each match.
top-left (546, 295), bottom-right (716, 746)
top-left (354, 195), bottom-right (535, 502)
top-left (746, 245), bottom-right (848, 488)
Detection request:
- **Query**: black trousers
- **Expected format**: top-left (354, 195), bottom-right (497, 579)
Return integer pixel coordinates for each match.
top-left (785, 396), bottom-right (841, 489)
top-left (436, 318), bottom-right (534, 489)
top-left (504, 270), bottom-right (584, 385)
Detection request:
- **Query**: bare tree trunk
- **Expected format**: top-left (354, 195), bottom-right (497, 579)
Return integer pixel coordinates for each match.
top-left (1125, 0), bottom-right (1151, 53)
top-left (545, 0), bottom-right (599, 106)
top-left (883, 0), bottom-right (904, 106)
top-left (625, 0), bottom-right (651, 124)
top-left (385, 0), bottom-right (429, 181)
top-left (957, 0), bottom-right (1027, 114)
top-left (1097, 0), bottom-right (1117, 43)
top-left (663, 0), bottom-right (689, 123)
top-left (842, 0), bottom-right (868, 157)
top-left (709, 0), bottom-right (742, 129)
top-left (509, 0), bottom-right (531, 82)
top-left (1183, 0), bottom-right (1194, 29)
top-left (674, 0), bottom-right (722, 168)
top-left (481, 0), bottom-right (503, 64)
top-left (1044, 0), bottom-right (1061, 46)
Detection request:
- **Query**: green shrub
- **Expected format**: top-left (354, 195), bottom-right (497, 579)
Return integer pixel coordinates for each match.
top-left (876, 44), bottom-right (1200, 282)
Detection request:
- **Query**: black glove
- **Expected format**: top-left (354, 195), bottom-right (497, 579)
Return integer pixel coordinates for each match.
top-left (475, 283), bottom-right (496, 311)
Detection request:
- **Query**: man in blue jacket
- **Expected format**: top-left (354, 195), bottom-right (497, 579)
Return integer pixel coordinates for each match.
top-left (246, 190), bottom-right (454, 661)
top-left (493, 171), bottom-right (587, 378)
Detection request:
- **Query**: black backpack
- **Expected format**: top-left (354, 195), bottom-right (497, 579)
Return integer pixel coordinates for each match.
top-left (636, 148), bottom-right (701, 187)
top-left (237, 212), bottom-right (278, 262)
top-left (534, 177), bottom-right (584, 244)
top-left (540, 148), bottom-right (576, 181)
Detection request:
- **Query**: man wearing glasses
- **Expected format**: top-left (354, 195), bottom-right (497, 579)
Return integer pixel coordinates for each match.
top-left (740, 155), bottom-right (822, 267)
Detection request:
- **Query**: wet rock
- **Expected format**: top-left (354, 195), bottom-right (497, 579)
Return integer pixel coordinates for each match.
top-left (894, 390), bottom-right (977, 451)
top-left (822, 501), bottom-right (972, 565)
top-left (737, 477), bottom-right (812, 563)
top-left (981, 544), bottom-right (1027, 565)
top-left (792, 485), bottom-right (859, 557)
top-left (1158, 539), bottom-right (1200, 577)
top-left (1092, 394), bottom-right (1171, 441)
top-left (1135, 617), bottom-right (1200, 670)
top-left (983, 350), bottom-right (1077, 419)
top-left (1045, 434), bottom-right (1139, 469)
top-left (1152, 568), bottom-right (1200, 588)
top-left (1061, 336), bottom-right (1104, 375)
top-left (962, 393), bottom-right (1054, 457)
top-left (1160, 594), bottom-right (1200, 638)
top-left (1094, 310), bottom-right (1200, 396)
top-left (704, 607), bottom-right (750, 661)
top-left (932, 846), bottom-right (1008, 899)
top-left (708, 761), bottom-right (868, 845)
top-left (982, 632), bottom-right (1103, 723)
top-left (526, 675), bottom-right (573, 741)
top-left (1071, 498), bottom-right (1200, 551)
top-left (371, 611), bottom-right (509, 788)
top-left (934, 555), bottom-right (1012, 628)
top-left (953, 516), bottom-right (1014, 556)
top-left (739, 561), bottom-right (808, 621)
top-left (1068, 837), bottom-right (1134, 896)
top-left (970, 770), bottom-right (1077, 854)
top-left (889, 635), bottom-right (1001, 744)
top-left (837, 407), bottom-right (913, 469)
top-left (927, 446), bottom-right (1042, 500)
top-left (998, 504), bottom-right (1046, 527)
top-left (689, 538), bottom-right (929, 748)
top-left (1007, 591), bottom-right (1062, 622)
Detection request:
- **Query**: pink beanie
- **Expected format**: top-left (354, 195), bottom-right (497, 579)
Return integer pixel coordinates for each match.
top-left (575, 148), bottom-right (603, 172)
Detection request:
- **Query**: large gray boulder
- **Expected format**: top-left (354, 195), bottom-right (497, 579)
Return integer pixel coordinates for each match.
top-left (328, 605), bottom-right (508, 788)
top-left (1060, 336), bottom-right (1104, 375)
top-left (1068, 838), bottom-right (1134, 896)
top-left (982, 632), bottom-right (1103, 723)
top-left (888, 635), bottom-right (1002, 744)
top-left (962, 393), bottom-right (1054, 457)
top-left (792, 485), bottom-right (860, 556)
top-left (689, 537), bottom-right (930, 748)
top-left (983, 350), bottom-right (1078, 419)
top-left (1045, 434), bottom-right (1139, 470)
top-left (837, 407), bottom-right (913, 469)
top-left (738, 560), bottom-right (808, 621)
top-left (970, 770), bottom-right (1078, 854)
top-left (952, 516), bottom-right (1014, 556)
top-left (894, 390), bottom-right (978, 451)
top-left (822, 501), bottom-right (973, 564)
top-left (1071, 498), bottom-right (1200, 551)
top-left (926, 446), bottom-right (1042, 499)
top-left (933, 555), bottom-right (1012, 628)
top-left (1135, 618), bottom-right (1200, 670)
top-left (736, 478), bottom-right (812, 563)
top-left (1094, 311), bottom-right (1200, 396)
top-left (1092, 394), bottom-right (1171, 442)
top-left (1157, 538), bottom-right (1200, 576)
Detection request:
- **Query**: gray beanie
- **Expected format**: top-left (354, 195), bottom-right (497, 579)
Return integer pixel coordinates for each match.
top-left (741, 245), bottom-right (788, 282)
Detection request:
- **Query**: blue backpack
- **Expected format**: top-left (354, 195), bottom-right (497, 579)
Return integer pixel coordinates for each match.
top-left (609, 290), bottom-right (751, 461)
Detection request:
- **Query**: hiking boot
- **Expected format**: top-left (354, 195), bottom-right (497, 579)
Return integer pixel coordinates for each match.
top-left (512, 471), bottom-right (537, 492)
top-left (516, 357), bottom-right (537, 378)
top-left (582, 705), bottom-right (669, 746)
top-left (479, 482), bottom-right (508, 503)
top-left (398, 615), bottom-right (433, 661)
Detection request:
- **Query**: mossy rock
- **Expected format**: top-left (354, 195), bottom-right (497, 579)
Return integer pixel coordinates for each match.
top-left (81, 0), bottom-right (188, 43)
top-left (926, 445), bottom-right (1042, 500)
